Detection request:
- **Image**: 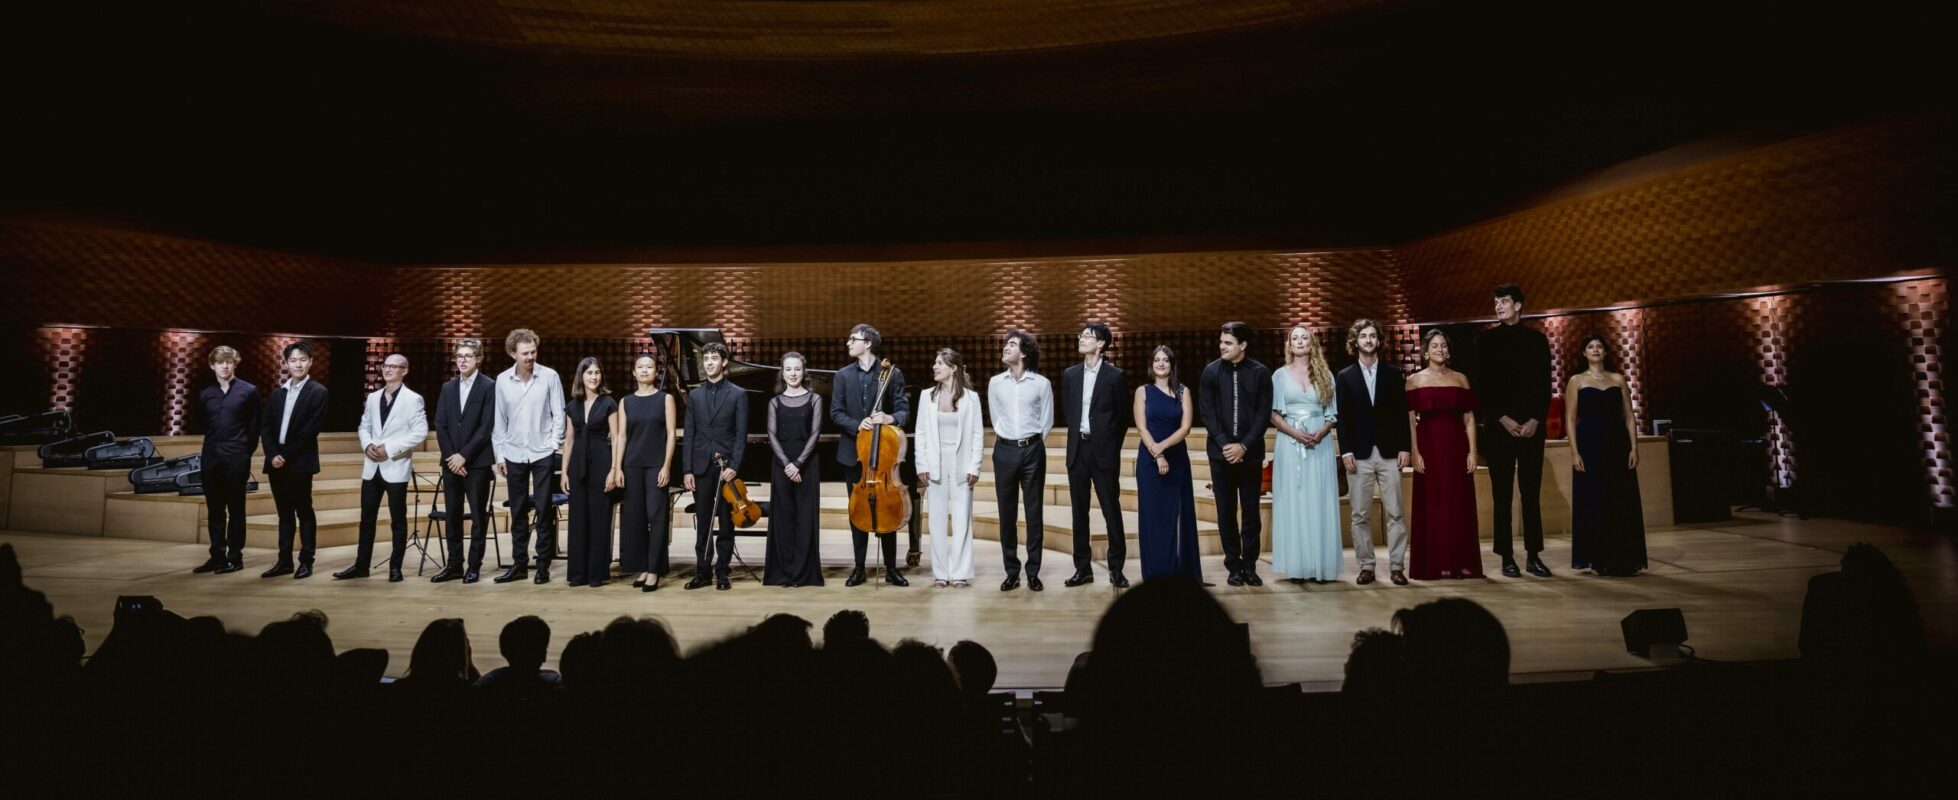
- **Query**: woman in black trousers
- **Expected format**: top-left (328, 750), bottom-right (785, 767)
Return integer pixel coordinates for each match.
top-left (560, 357), bottom-right (622, 587)
top-left (620, 353), bottom-right (677, 591)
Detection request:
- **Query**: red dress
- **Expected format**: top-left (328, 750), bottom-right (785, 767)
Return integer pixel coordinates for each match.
top-left (1408, 384), bottom-right (1482, 579)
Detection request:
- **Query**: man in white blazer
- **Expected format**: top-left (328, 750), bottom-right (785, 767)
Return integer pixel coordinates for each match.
top-left (335, 353), bottom-right (429, 582)
top-left (915, 352), bottom-right (986, 587)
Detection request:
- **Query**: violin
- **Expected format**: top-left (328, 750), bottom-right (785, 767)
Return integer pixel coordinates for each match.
top-left (847, 358), bottom-right (910, 534)
top-left (714, 453), bottom-right (764, 529)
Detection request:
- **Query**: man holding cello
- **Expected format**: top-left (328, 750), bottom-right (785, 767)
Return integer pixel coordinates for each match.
top-left (831, 323), bottom-right (912, 587)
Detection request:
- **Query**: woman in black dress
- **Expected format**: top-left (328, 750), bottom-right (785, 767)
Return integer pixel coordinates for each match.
top-left (1563, 334), bottom-right (1646, 576)
top-left (620, 353), bottom-right (677, 591)
top-left (560, 357), bottom-right (623, 587)
top-left (764, 352), bottom-right (824, 587)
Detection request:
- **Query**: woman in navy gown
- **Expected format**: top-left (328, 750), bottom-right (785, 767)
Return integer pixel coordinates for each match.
top-left (1132, 346), bottom-right (1202, 581)
top-left (1564, 334), bottom-right (1646, 576)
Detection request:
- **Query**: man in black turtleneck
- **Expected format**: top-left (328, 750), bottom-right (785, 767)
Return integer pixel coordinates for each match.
top-left (1476, 284), bottom-right (1554, 578)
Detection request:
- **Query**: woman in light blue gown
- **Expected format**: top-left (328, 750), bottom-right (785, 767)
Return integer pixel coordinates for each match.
top-left (1270, 325), bottom-right (1342, 583)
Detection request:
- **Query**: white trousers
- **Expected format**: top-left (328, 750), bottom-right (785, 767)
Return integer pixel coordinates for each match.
top-left (1350, 447), bottom-right (1408, 571)
top-left (926, 445), bottom-right (975, 581)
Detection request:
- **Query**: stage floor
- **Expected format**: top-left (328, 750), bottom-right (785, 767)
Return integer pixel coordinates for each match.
top-left (6, 512), bottom-right (1953, 690)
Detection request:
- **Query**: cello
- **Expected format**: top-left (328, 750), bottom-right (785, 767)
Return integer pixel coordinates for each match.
top-left (848, 358), bottom-right (910, 534)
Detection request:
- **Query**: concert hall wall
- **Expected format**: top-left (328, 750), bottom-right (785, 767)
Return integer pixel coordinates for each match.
top-left (1, 118), bottom-right (1948, 524)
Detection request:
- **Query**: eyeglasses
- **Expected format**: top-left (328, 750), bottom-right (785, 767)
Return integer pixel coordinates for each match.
top-left (381, 363), bottom-right (408, 371)
top-left (845, 336), bottom-right (867, 344)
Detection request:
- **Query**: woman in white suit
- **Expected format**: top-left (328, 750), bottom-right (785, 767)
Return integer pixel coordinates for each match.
top-left (336, 353), bottom-right (428, 582)
top-left (915, 348), bottom-right (984, 588)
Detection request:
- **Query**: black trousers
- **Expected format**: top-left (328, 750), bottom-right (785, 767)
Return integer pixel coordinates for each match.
top-left (201, 452), bottom-right (251, 565)
top-left (354, 476), bottom-right (408, 571)
top-left (505, 455), bottom-right (559, 568)
top-left (1211, 455), bottom-right (1263, 575)
top-left (1067, 433), bottom-right (1126, 575)
top-left (621, 465), bottom-right (671, 574)
top-left (845, 462), bottom-right (900, 570)
top-left (1484, 428), bottom-right (1547, 557)
top-left (992, 440), bottom-right (1045, 578)
top-left (442, 467), bottom-right (493, 571)
top-left (693, 469), bottom-right (735, 577)
top-left (267, 470), bottom-right (317, 566)
top-left (565, 470), bottom-right (615, 585)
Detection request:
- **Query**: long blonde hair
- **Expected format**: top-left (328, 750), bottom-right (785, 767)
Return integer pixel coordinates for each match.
top-left (1283, 325), bottom-right (1334, 403)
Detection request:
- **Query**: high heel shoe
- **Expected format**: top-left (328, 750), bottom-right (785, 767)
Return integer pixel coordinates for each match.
top-left (642, 575), bottom-right (659, 593)
top-left (632, 576), bottom-right (647, 588)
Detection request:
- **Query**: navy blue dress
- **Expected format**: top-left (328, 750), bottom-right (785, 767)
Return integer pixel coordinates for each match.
top-left (1136, 385), bottom-right (1201, 581)
top-left (1570, 386), bottom-right (1646, 574)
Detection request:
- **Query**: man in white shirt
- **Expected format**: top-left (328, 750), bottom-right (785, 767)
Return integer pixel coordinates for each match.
top-left (334, 353), bottom-right (428, 582)
top-left (490, 328), bottom-right (565, 585)
top-left (987, 330), bottom-right (1053, 591)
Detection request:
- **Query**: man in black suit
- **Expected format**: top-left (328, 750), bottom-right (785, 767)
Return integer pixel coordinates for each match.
top-left (830, 323), bottom-right (911, 587)
top-left (1334, 319), bottom-right (1411, 586)
top-left (1199, 321), bottom-right (1272, 586)
top-left (260, 341), bottom-right (328, 579)
top-left (1061, 322), bottom-right (1128, 588)
top-left (192, 345), bottom-right (258, 575)
top-left (431, 338), bottom-right (497, 583)
top-left (682, 342), bottom-right (748, 590)
top-left (1477, 283), bottom-right (1555, 578)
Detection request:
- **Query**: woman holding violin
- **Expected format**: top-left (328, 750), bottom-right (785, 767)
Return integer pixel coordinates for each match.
top-left (682, 342), bottom-right (749, 591)
top-left (830, 323), bottom-right (911, 587)
top-left (764, 352), bottom-right (825, 587)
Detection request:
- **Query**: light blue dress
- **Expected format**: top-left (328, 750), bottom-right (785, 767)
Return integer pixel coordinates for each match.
top-left (1270, 368), bottom-right (1342, 581)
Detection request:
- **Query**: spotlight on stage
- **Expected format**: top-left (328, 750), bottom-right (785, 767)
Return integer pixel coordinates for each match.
top-left (1621, 608), bottom-right (1688, 661)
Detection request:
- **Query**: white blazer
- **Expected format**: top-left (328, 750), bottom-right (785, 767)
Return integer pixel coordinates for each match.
top-left (914, 387), bottom-right (984, 481)
top-left (359, 385), bottom-right (429, 483)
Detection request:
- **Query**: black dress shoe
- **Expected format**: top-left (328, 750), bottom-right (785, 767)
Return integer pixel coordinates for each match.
top-left (388, 569), bottom-right (403, 583)
top-left (1242, 571), bottom-right (1263, 587)
top-left (1000, 576), bottom-right (1020, 591)
top-left (1063, 571), bottom-right (1094, 587)
top-left (632, 577), bottom-right (647, 588)
top-left (293, 564), bottom-right (313, 580)
top-left (533, 564), bottom-right (551, 584)
top-left (493, 565), bottom-right (529, 583)
top-left (430, 566), bottom-right (465, 583)
top-left (1500, 558), bottom-right (1522, 578)
top-left (684, 572), bottom-right (711, 590)
top-left (261, 563), bottom-right (294, 578)
top-left (1028, 575), bottom-right (1044, 592)
top-left (462, 570), bottom-right (481, 584)
top-left (1226, 571), bottom-right (1245, 587)
top-left (1390, 570), bottom-right (1408, 586)
top-left (716, 574), bottom-right (731, 590)
top-left (1109, 572), bottom-right (1130, 588)
top-left (1526, 555), bottom-right (1553, 578)
top-left (193, 558), bottom-right (226, 574)
top-left (845, 567), bottom-right (867, 587)
top-left (216, 562), bottom-right (243, 575)
top-left (332, 565), bottom-right (369, 580)
top-left (642, 576), bottom-right (658, 592)
top-left (884, 567), bottom-right (910, 587)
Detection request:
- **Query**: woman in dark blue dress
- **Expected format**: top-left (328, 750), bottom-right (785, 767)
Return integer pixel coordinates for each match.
top-left (1132, 346), bottom-right (1201, 581)
top-left (1563, 334), bottom-right (1646, 576)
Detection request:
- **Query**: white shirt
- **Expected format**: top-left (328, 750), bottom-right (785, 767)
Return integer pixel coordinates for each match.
top-left (1359, 359), bottom-right (1378, 405)
top-left (1080, 359), bottom-right (1101, 434)
top-left (280, 375), bottom-right (309, 444)
top-left (987, 370), bottom-right (1053, 442)
top-left (492, 363), bottom-right (565, 465)
top-left (457, 372), bottom-right (478, 414)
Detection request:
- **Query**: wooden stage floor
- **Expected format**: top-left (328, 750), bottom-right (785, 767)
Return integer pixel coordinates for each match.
top-left (5, 512), bottom-right (1952, 690)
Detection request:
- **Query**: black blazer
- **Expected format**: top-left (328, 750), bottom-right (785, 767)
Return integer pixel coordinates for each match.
top-left (829, 360), bottom-right (909, 468)
top-left (1334, 361), bottom-right (1411, 459)
top-left (434, 375), bottom-right (497, 469)
top-left (565, 394), bottom-right (617, 482)
top-left (683, 380), bottom-right (748, 476)
top-left (1061, 362), bottom-right (1127, 470)
top-left (261, 378), bottom-right (328, 475)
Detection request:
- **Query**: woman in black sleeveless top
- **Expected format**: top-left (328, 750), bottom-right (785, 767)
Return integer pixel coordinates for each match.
top-left (620, 353), bottom-right (677, 591)
top-left (561, 357), bottom-right (622, 587)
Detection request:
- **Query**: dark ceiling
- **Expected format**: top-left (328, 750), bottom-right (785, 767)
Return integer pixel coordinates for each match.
top-left (3, 1), bottom-right (1944, 262)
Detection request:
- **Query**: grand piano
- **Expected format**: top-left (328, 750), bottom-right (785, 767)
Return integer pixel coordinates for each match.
top-left (650, 328), bottom-right (923, 563)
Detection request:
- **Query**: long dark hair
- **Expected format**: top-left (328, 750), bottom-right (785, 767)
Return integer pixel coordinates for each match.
top-left (404, 618), bottom-right (476, 685)
top-left (932, 348), bottom-right (974, 410)
top-left (570, 356), bottom-right (611, 401)
top-left (1148, 345), bottom-right (1182, 395)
